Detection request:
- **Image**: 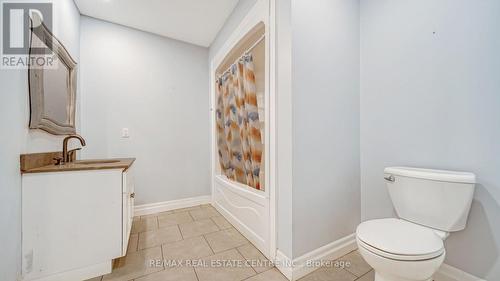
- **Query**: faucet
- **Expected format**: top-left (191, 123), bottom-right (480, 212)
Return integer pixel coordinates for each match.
top-left (62, 134), bottom-right (86, 163)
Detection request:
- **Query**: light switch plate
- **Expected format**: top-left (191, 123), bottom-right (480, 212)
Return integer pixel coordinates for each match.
top-left (122, 128), bottom-right (130, 138)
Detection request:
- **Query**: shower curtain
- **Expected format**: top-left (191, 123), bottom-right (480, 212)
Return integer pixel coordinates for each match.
top-left (216, 54), bottom-right (263, 190)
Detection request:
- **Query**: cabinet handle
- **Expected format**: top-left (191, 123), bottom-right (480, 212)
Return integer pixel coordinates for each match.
top-left (130, 192), bottom-right (135, 198)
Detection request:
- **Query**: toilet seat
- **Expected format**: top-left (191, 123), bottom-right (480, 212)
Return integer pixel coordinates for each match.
top-left (356, 218), bottom-right (444, 261)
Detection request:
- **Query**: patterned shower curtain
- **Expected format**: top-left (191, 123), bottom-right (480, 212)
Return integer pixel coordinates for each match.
top-left (216, 54), bottom-right (263, 190)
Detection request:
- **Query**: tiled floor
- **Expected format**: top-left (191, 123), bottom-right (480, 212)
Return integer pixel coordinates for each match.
top-left (87, 204), bottom-right (374, 281)
top-left (298, 251), bottom-right (374, 281)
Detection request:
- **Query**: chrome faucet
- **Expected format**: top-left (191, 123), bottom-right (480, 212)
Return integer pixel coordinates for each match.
top-left (62, 134), bottom-right (86, 163)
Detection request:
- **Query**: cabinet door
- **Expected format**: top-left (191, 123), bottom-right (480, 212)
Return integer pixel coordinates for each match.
top-left (122, 165), bottom-right (135, 255)
top-left (22, 170), bottom-right (122, 280)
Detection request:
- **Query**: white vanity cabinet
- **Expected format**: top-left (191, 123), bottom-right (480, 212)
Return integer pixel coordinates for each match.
top-left (22, 162), bottom-right (135, 281)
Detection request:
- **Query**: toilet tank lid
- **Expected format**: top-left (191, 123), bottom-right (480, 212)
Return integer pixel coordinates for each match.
top-left (385, 167), bottom-right (476, 184)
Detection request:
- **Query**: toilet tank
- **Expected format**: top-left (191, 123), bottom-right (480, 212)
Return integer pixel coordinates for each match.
top-left (385, 167), bottom-right (476, 232)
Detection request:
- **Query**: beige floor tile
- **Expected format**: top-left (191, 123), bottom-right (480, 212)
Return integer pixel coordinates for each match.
top-left (102, 247), bottom-right (163, 281)
top-left (195, 249), bottom-right (256, 281)
top-left (156, 210), bottom-right (173, 216)
top-left (204, 228), bottom-right (248, 253)
top-left (138, 226), bottom-right (182, 250)
top-left (158, 212), bottom-right (193, 228)
top-left (299, 267), bottom-right (357, 281)
top-left (179, 219), bottom-right (220, 238)
top-left (237, 244), bottom-right (273, 273)
top-left (189, 207), bottom-right (220, 220)
top-left (201, 205), bottom-right (218, 212)
top-left (131, 217), bottom-right (158, 234)
top-left (341, 251), bottom-right (372, 277)
top-left (140, 213), bottom-right (158, 220)
top-left (357, 270), bottom-right (375, 281)
top-left (135, 267), bottom-right (198, 281)
top-left (211, 216), bottom-right (232, 229)
top-left (172, 205), bottom-right (201, 213)
top-left (84, 276), bottom-right (102, 281)
top-left (245, 268), bottom-right (289, 281)
top-left (128, 233), bottom-right (138, 253)
top-left (162, 236), bottom-right (214, 262)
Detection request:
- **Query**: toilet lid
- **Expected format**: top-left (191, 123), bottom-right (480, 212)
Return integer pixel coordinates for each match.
top-left (356, 218), bottom-right (444, 260)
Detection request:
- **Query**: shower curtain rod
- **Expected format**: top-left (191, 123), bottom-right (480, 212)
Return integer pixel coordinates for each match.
top-left (217, 34), bottom-right (265, 80)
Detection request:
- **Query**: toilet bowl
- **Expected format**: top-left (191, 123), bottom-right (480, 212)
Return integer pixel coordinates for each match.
top-left (357, 167), bottom-right (476, 281)
top-left (356, 218), bottom-right (446, 281)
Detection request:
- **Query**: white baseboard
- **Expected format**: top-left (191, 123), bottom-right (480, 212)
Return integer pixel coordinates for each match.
top-left (435, 263), bottom-right (486, 281)
top-left (134, 195), bottom-right (211, 216)
top-left (274, 236), bottom-right (485, 281)
top-left (275, 250), bottom-right (294, 280)
top-left (275, 233), bottom-right (357, 281)
top-left (293, 233), bottom-right (357, 280)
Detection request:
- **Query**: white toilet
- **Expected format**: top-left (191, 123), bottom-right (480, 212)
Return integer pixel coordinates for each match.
top-left (356, 167), bottom-right (476, 281)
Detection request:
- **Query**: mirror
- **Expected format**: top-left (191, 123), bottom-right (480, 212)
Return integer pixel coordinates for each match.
top-left (29, 18), bottom-right (77, 135)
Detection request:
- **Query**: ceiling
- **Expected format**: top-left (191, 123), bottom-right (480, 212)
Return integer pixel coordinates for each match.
top-left (74, 0), bottom-right (239, 47)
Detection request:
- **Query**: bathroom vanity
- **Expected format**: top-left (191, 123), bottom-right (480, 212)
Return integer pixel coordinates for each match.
top-left (21, 157), bottom-right (135, 281)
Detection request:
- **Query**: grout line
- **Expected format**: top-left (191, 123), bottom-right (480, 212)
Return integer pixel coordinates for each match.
top-left (177, 224), bottom-right (184, 240)
top-left (354, 269), bottom-right (373, 280)
top-left (209, 214), bottom-right (224, 230)
top-left (135, 225), bottom-right (183, 252)
top-left (235, 246), bottom-right (258, 275)
top-left (241, 267), bottom-right (277, 281)
top-left (187, 210), bottom-right (196, 221)
top-left (128, 268), bottom-right (166, 281)
top-left (340, 249), bottom-right (357, 259)
top-left (193, 265), bottom-right (201, 281)
top-left (137, 232), bottom-right (142, 251)
top-left (202, 234), bottom-right (216, 255)
top-left (160, 243), bottom-right (165, 270)
top-left (179, 219), bottom-right (225, 240)
top-left (190, 209), bottom-right (203, 281)
top-left (210, 216), bottom-right (221, 230)
top-left (345, 266), bottom-right (362, 278)
top-left (339, 250), bottom-right (370, 278)
top-left (134, 233), bottom-right (139, 252)
top-left (341, 268), bottom-right (359, 279)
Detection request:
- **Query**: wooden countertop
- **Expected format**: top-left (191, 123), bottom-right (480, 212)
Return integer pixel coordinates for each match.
top-left (22, 158), bottom-right (136, 174)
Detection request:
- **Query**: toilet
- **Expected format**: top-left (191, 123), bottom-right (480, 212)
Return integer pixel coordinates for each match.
top-left (356, 167), bottom-right (476, 281)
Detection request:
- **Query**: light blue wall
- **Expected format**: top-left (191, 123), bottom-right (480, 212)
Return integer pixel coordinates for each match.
top-left (360, 0), bottom-right (500, 279)
top-left (209, 0), bottom-right (258, 62)
top-left (0, 61), bottom-right (25, 281)
top-left (292, 0), bottom-right (361, 258)
top-left (80, 17), bottom-right (210, 205)
top-left (275, 0), bottom-right (294, 259)
top-left (0, 1), bottom-right (80, 280)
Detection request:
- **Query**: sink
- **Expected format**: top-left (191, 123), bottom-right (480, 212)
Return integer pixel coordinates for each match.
top-left (76, 160), bottom-right (121, 165)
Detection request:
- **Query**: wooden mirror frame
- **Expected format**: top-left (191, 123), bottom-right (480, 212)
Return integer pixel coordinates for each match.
top-left (28, 21), bottom-right (77, 135)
